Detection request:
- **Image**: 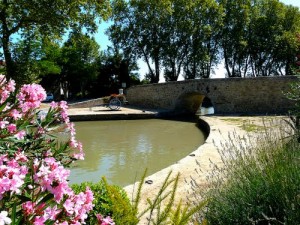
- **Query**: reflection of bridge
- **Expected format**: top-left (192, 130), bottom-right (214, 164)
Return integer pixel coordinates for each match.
top-left (126, 76), bottom-right (298, 115)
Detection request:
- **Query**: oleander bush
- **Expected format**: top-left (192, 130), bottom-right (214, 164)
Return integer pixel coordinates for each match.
top-left (0, 75), bottom-right (113, 224)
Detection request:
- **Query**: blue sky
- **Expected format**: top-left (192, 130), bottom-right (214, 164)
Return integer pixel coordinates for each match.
top-left (94, 0), bottom-right (300, 80)
top-left (281, 0), bottom-right (300, 7)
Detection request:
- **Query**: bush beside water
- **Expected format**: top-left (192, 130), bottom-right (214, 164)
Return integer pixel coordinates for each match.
top-left (72, 178), bottom-right (139, 225)
top-left (201, 122), bottom-right (300, 225)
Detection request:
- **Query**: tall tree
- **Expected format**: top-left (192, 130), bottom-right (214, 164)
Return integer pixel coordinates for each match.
top-left (182, 0), bottom-right (223, 79)
top-left (220, 0), bottom-right (300, 77)
top-left (160, 0), bottom-right (191, 81)
top-left (95, 47), bottom-right (139, 96)
top-left (248, 0), bottom-right (300, 76)
top-left (108, 0), bottom-right (172, 83)
top-left (10, 31), bottom-right (62, 85)
top-left (11, 29), bottom-right (44, 84)
top-left (219, 0), bottom-right (251, 77)
top-left (109, 0), bottom-right (223, 82)
top-left (60, 31), bottom-right (101, 98)
top-left (39, 39), bottom-right (62, 93)
top-left (0, 0), bottom-right (110, 84)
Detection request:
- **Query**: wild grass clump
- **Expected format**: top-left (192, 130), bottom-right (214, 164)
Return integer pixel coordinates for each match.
top-left (202, 120), bottom-right (300, 225)
top-left (133, 170), bottom-right (207, 225)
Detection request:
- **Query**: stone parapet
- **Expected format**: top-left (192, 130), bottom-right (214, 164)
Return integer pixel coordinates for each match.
top-left (126, 76), bottom-right (299, 115)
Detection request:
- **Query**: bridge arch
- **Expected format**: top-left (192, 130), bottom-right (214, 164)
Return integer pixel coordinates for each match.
top-left (174, 92), bottom-right (215, 115)
top-left (126, 76), bottom-right (298, 115)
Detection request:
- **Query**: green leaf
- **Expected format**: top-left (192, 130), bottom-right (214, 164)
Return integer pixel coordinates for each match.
top-left (40, 193), bottom-right (55, 204)
top-left (15, 194), bottom-right (31, 203)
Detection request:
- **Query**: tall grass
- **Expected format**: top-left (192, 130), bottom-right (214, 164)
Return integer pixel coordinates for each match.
top-left (132, 170), bottom-right (207, 225)
top-left (199, 119), bottom-right (300, 225)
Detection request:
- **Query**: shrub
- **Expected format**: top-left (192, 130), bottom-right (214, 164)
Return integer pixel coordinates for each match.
top-left (72, 178), bottom-right (139, 225)
top-left (202, 123), bottom-right (300, 225)
top-left (0, 75), bottom-right (112, 224)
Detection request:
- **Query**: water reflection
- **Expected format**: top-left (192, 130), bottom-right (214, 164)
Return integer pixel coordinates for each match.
top-left (199, 106), bottom-right (214, 115)
top-left (69, 119), bottom-right (205, 187)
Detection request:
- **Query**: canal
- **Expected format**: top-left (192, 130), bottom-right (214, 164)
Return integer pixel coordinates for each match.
top-left (68, 118), bottom-right (206, 187)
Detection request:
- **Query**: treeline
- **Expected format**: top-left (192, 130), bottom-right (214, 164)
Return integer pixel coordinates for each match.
top-left (0, 0), bottom-right (140, 99)
top-left (108, 0), bottom-right (300, 82)
top-left (9, 32), bottom-right (140, 99)
top-left (39, 33), bottom-right (140, 99)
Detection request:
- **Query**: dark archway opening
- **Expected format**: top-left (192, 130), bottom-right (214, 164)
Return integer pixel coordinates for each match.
top-left (198, 96), bottom-right (214, 115)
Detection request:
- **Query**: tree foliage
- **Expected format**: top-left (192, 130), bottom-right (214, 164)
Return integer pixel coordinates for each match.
top-left (108, 0), bottom-right (172, 83)
top-left (0, 0), bottom-right (111, 84)
top-left (220, 0), bottom-right (300, 77)
top-left (248, 0), bottom-right (300, 76)
top-left (60, 30), bottom-right (101, 98)
top-left (108, 0), bottom-right (300, 82)
top-left (95, 47), bottom-right (140, 97)
top-left (182, 0), bottom-right (223, 79)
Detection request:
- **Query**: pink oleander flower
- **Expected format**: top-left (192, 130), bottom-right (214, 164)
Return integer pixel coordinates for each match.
top-left (22, 201), bottom-right (35, 216)
top-left (0, 75), bottom-right (15, 104)
top-left (6, 80), bottom-right (15, 92)
top-left (17, 84), bottom-right (46, 113)
top-left (33, 216), bottom-right (46, 225)
top-left (50, 101), bottom-right (58, 108)
top-left (58, 101), bottom-right (69, 124)
top-left (33, 157), bottom-right (73, 202)
top-left (0, 77), bottom-right (93, 224)
top-left (0, 90), bottom-right (9, 104)
top-left (44, 205), bottom-right (61, 221)
top-left (0, 157), bottom-right (28, 200)
top-left (96, 214), bottom-right (115, 225)
top-left (10, 109), bottom-right (22, 120)
top-left (14, 151), bottom-right (28, 162)
top-left (0, 121), bottom-right (8, 129)
top-left (7, 124), bottom-right (16, 134)
top-left (14, 130), bottom-right (26, 140)
top-left (72, 152), bottom-right (84, 160)
top-left (62, 187), bottom-right (94, 223)
top-left (68, 122), bottom-right (76, 137)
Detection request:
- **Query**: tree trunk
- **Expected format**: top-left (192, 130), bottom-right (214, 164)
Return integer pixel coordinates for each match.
top-left (1, 16), bottom-right (17, 82)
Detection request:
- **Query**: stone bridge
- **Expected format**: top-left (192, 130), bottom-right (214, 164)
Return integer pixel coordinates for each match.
top-left (126, 76), bottom-right (298, 115)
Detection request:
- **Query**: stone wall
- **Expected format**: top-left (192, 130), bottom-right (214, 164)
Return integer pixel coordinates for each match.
top-left (126, 76), bottom-right (298, 114)
top-left (68, 98), bottom-right (104, 108)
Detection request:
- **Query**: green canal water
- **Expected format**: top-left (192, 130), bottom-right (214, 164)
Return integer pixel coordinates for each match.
top-left (68, 118), bottom-right (206, 187)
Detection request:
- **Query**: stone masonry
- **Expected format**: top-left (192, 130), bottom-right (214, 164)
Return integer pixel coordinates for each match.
top-left (126, 76), bottom-right (299, 115)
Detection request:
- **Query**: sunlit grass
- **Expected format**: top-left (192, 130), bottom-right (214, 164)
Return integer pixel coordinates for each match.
top-left (221, 117), bottom-right (278, 132)
top-left (194, 118), bottom-right (300, 224)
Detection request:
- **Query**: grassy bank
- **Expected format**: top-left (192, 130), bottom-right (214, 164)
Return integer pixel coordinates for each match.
top-left (198, 119), bottom-right (300, 224)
